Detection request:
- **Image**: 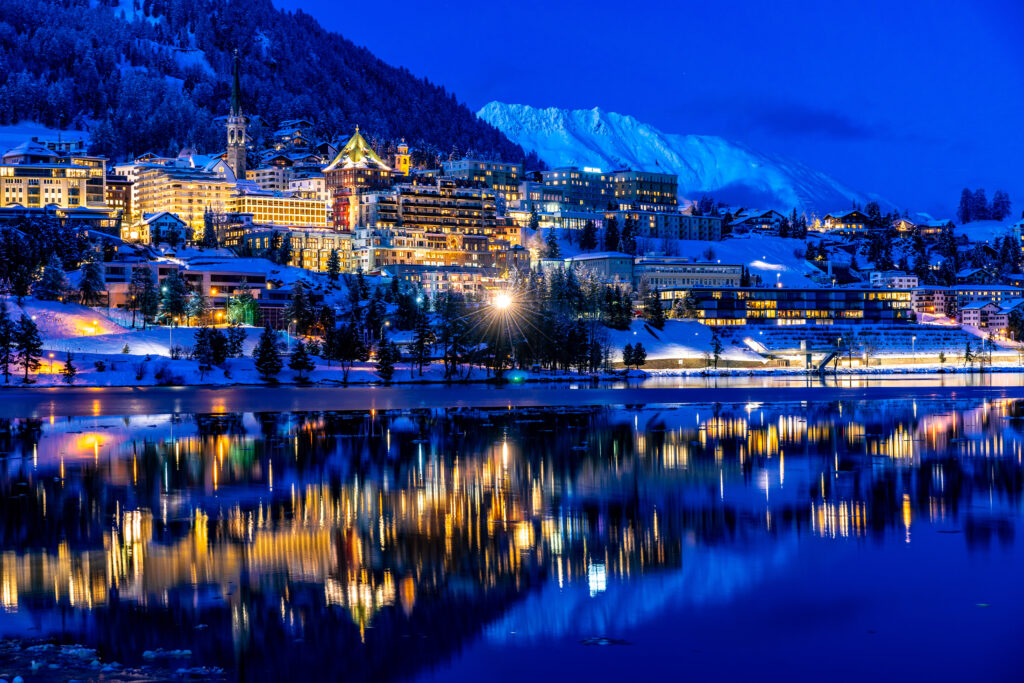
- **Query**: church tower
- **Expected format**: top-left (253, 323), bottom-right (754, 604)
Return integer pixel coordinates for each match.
top-left (226, 50), bottom-right (248, 181)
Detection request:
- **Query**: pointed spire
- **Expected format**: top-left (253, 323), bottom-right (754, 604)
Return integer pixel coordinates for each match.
top-left (230, 49), bottom-right (242, 117)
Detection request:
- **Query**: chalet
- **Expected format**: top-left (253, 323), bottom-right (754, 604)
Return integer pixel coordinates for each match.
top-left (729, 209), bottom-right (786, 233)
top-left (124, 212), bottom-right (191, 245)
top-left (822, 210), bottom-right (872, 233)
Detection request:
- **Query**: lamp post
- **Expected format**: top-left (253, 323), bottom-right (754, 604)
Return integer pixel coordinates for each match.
top-left (48, 352), bottom-right (54, 374)
top-left (912, 335), bottom-right (916, 364)
top-left (288, 319), bottom-right (297, 353)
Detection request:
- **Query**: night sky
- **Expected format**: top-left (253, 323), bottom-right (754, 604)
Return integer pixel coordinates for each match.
top-left (276, 0), bottom-right (1023, 216)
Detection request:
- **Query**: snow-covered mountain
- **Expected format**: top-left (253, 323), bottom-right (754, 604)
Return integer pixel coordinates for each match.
top-left (478, 102), bottom-right (890, 216)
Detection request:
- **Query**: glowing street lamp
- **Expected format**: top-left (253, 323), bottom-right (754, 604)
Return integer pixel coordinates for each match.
top-left (493, 292), bottom-right (513, 311)
top-left (48, 352), bottom-right (55, 373)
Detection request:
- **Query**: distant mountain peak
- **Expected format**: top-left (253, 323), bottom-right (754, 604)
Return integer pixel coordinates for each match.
top-left (478, 101), bottom-right (891, 215)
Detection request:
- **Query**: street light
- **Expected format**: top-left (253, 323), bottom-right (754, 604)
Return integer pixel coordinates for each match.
top-left (48, 352), bottom-right (54, 373)
top-left (493, 292), bottom-right (513, 311)
top-left (912, 335), bottom-right (916, 363)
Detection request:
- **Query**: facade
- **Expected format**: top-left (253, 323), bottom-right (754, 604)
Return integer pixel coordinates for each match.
top-left (658, 287), bottom-right (913, 326)
top-left (729, 209), bottom-right (785, 233)
top-left (959, 299), bottom-right (1024, 335)
top-left (122, 212), bottom-right (191, 245)
top-left (1, 141), bottom-right (107, 210)
top-left (105, 173), bottom-right (131, 219)
top-left (541, 167), bottom-right (613, 211)
top-left (242, 226), bottom-right (354, 272)
top-left (608, 210), bottom-right (723, 241)
top-left (441, 159), bottom-right (522, 207)
top-left (611, 170), bottom-right (678, 212)
top-left (821, 210), bottom-right (872, 233)
top-left (565, 253), bottom-right (635, 284)
top-left (324, 127), bottom-right (394, 229)
top-left (911, 286), bottom-right (955, 317)
top-left (354, 227), bottom-right (498, 272)
top-left (390, 264), bottom-right (502, 297)
top-left (953, 285), bottom-right (1024, 319)
top-left (634, 258), bottom-right (743, 289)
top-left (870, 271), bottom-right (919, 289)
top-left (359, 178), bottom-right (500, 234)
top-left (132, 164), bottom-right (235, 234)
top-left (226, 190), bottom-right (330, 228)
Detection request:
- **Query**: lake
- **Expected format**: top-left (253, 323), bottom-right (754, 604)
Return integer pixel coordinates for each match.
top-left (0, 388), bottom-right (1021, 681)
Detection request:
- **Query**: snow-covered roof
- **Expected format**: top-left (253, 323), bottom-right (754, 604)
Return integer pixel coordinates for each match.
top-left (568, 251), bottom-right (633, 261)
top-left (141, 211), bottom-right (186, 225)
top-left (1, 140), bottom-right (61, 162)
top-left (323, 128), bottom-right (391, 173)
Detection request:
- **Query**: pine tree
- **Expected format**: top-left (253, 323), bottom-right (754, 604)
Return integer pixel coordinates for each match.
top-left (643, 291), bottom-right (665, 330)
top-left (288, 340), bottom-right (315, 381)
top-left (710, 329), bottom-right (723, 369)
top-left (186, 290), bottom-right (207, 325)
top-left (253, 325), bottom-right (282, 380)
top-left (375, 334), bottom-right (399, 382)
top-left (971, 189), bottom-right (989, 222)
top-left (528, 206), bottom-right (540, 231)
top-left (411, 308), bottom-right (435, 376)
top-left (603, 217), bottom-right (620, 252)
top-left (326, 249), bottom-right (340, 283)
top-left (991, 190), bottom-right (1012, 221)
top-left (193, 326), bottom-right (214, 380)
top-left (60, 351), bottom-right (76, 385)
top-left (0, 301), bottom-right (14, 384)
top-left (14, 314), bottom-right (42, 382)
top-left (544, 229), bottom-right (561, 259)
top-left (620, 216), bottom-right (637, 255)
top-left (957, 188), bottom-right (973, 224)
top-left (227, 322), bottom-right (246, 357)
top-left (79, 252), bottom-right (106, 306)
top-left (580, 220), bottom-right (598, 252)
top-left (34, 253), bottom-right (67, 301)
top-left (622, 343), bottom-right (634, 369)
top-left (159, 271), bottom-right (188, 324)
top-left (632, 342), bottom-right (647, 369)
top-left (287, 283), bottom-right (313, 334)
top-left (201, 209), bottom-right (219, 248)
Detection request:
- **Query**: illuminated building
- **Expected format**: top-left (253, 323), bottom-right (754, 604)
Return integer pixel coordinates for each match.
top-left (105, 172), bottom-right (131, 219)
top-left (820, 209), bottom-right (872, 233)
top-left (633, 258), bottom-right (743, 289)
top-left (611, 169), bottom-right (678, 211)
top-left (324, 127), bottom-right (394, 229)
top-left (658, 286), bottom-right (913, 325)
top-left (122, 211), bottom-right (191, 244)
top-left (441, 158), bottom-right (522, 209)
top-left (241, 226), bottom-right (355, 272)
top-left (132, 162), bottom-right (235, 235)
top-left (360, 177), bottom-right (500, 234)
top-left (541, 166), bottom-right (613, 211)
top-left (0, 140), bottom-right (107, 209)
top-left (607, 209), bottom-right (722, 241)
top-left (226, 188), bottom-right (331, 228)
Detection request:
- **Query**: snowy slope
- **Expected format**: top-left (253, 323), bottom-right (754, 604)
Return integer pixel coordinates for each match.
top-left (479, 102), bottom-right (890, 216)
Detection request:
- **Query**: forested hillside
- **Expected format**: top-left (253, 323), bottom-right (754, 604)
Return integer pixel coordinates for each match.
top-left (0, 0), bottom-right (531, 164)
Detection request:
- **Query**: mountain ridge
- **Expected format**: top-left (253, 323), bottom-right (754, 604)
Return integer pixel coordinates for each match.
top-left (479, 101), bottom-right (892, 216)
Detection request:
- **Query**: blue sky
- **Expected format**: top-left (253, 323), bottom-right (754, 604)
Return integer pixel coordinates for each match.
top-left (277, 0), bottom-right (1023, 216)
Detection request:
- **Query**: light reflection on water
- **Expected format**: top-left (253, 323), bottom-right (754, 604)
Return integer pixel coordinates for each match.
top-left (0, 398), bottom-right (1021, 681)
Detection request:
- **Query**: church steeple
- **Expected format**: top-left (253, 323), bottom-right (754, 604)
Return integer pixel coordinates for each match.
top-left (230, 50), bottom-right (242, 117)
top-left (226, 49), bottom-right (247, 181)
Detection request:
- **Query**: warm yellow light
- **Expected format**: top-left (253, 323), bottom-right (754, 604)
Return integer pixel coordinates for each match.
top-left (493, 293), bottom-right (513, 311)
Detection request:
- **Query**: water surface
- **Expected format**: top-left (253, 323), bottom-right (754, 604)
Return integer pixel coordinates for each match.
top-left (0, 396), bottom-right (1021, 681)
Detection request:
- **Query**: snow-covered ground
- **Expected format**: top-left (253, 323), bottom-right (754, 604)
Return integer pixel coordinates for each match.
top-left (953, 218), bottom-right (1017, 244)
top-left (0, 122), bottom-right (89, 153)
